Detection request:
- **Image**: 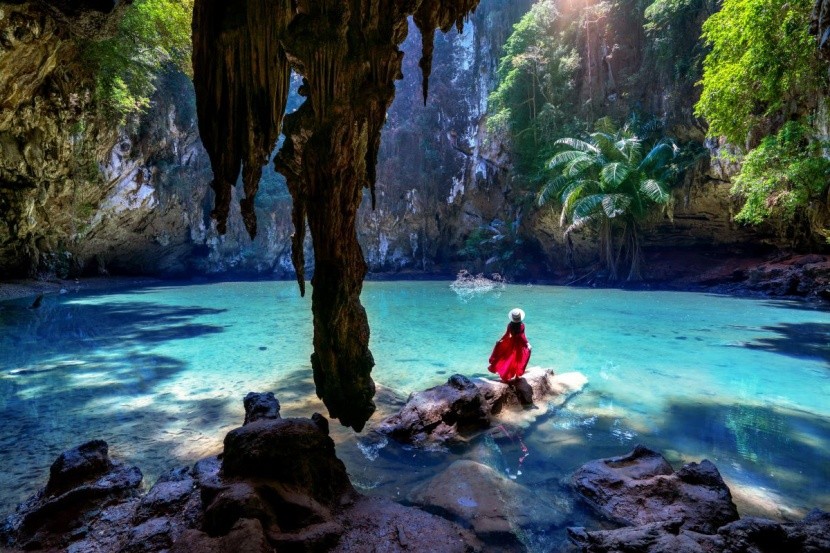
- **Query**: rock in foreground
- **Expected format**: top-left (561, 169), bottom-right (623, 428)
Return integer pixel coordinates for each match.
top-left (0, 440), bottom-right (143, 551)
top-left (0, 393), bottom-right (481, 552)
top-left (373, 368), bottom-right (587, 447)
top-left (572, 444), bottom-right (739, 533)
top-left (409, 459), bottom-right (567, 551)
top-left (569, 446), bottom-right (830, 552)
top-left (568, 510), bottom-right (830, 553)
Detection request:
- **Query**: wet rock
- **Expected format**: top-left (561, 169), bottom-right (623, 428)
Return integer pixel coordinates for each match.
top-left (1, 393), bottom-right (487, 553)
top-left (375, 373), bottom-right (488, 446)
top-left (409, 459), bottom-right (566, 550)
top-left (243, 391), bottom-right (281, 425)
top-left (568, 509), bottom-right (830, 552)
top-left (122, 517), bottom-right (172, 553)
top-left (717, 510), bottom-right (830, 552)
top-left (202, 482), bottom-right (271, 536)
top-left (1, 440), bottom-right (143, 550)
top-left (45, 439), bottom-right (111, 496)
top-left (567, 519), bottom-right (724, 553)
top-left (572, 445), bottom-right (739, 534)
top-left (171, 518), bottom-right (272, 553)
top-left (334, 495), bottom-right (483, 553)
top-left (374, 368), bottom-right (587, 446)
top-left (134, 467), bottom-right (195, 522)
top-left (222, 416), bottom-right (354, 507)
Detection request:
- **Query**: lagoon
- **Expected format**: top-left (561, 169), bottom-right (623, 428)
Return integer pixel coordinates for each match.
top-left (0, 280), bottom-right (828, 548)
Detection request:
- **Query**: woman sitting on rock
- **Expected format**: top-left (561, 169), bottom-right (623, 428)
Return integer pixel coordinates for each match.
top-left (488, 308), bottom-right (532, 382)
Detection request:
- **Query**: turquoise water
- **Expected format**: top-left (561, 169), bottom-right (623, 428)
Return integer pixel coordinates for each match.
top-left (0, 280), bottom-right (828, 546)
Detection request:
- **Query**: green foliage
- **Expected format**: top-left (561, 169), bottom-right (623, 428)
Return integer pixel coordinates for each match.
top-left (541, 119), bottom-right (691, 280)
top-left (459, 220), bottom-right (526, 276)
top-left (695, 0), bottom-right (825, 145)
top-left (84, 0), bottom-right (193, 120)
top-left (731, 121), bottom-right (830, 227)
top-left (644, 0), bottom-right (713, 84)
top-left (488, 0), bottom-right (581, 181)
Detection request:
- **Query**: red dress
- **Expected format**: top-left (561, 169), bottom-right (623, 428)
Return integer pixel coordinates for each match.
top-left (488, 322), bottom-right (531, 382)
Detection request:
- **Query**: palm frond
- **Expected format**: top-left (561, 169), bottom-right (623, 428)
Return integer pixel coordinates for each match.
top-left (600, 162), bottom-right (630, 188)
top-left (564, 212), bottom-right (602, 237)
top-left (616, 137), bottom-right (642, 166)
top-left (571, 194), bottom-right (605, 220)
top-left (593, 116), bottom-right (617, 135)
top-left (601, 194), bottom-right (632, 218)
top-left (566, 157), bottom-right (595, 177)
top-left (548, 150), bottom-right (587, 169)
top-left (537, 175), bottom-right (570, 207)
top-left (591, 132), bottom-right (623, 162)
top-left (554, 137), bottom-right (598, 154)
top-left (639, 142), bottom-right (674, 172)
top-left (640, 179), bottom-right (671, 204)
top-left (559, 180), bottom-right (596, 226)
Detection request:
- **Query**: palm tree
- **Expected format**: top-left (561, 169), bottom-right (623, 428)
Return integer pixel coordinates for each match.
top-left (539, 122), bottom-right (680, 281)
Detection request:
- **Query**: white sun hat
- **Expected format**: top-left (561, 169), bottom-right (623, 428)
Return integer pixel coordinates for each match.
top-left (509, 308), bottom-right (525, 323)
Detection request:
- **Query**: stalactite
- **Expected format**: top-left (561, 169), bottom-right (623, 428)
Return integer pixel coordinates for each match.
top-left (192, 0), bottom-right (292, 237)
top-left (193, 0), bottom-right (481, 431)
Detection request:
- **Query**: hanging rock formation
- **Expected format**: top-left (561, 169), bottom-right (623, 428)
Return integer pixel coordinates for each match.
top-left (192, 0), bottom-right (481, 431)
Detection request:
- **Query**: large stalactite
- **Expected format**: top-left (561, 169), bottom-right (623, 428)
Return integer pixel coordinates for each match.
top-left (192, 0), bottom-right (480, 431)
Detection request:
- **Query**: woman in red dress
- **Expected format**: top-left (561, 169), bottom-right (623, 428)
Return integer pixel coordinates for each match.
top-left (488, 308), bottom-right (532, 382)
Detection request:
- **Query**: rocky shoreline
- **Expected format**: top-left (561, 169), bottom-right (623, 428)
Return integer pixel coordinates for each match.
top-left (2, 250), bottom-right (828, 306)
top-left (0, 372), bottom-right (587, 553)
top-left (2, 382), bottom-right (828, 552)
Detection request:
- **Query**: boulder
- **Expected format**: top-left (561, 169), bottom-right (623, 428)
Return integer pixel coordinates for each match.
top-left (572, 445), bottom-right (739, 534)
top-left (567, 510), bottom-right (830, 552)
top-left (1, 440), bottom-right (143, 550)
top-left (242, 391), bottom-right (281, 425)
top-left (334, 495), bottom-right (483, 553)
top-left (717, 510), bottom-right (830, 552)
top-left (134, 467), bottom-right (195, 523)
top-left (373, 368), bottom-right (587, 447)
top-left (567, 519), bottom-right (724, 553)
top-left (171, 518), bottom-right (272, 553)
top-left (409, 459), bottom-right (566, 550)
top-left (45, 439), bottom-right (112, 496)
top-left (222, 416), bottom-right (354, 507)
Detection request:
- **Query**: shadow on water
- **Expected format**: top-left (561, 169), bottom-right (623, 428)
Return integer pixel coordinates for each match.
top-left (0, 299), bottom-right (235, 513)
top-left (658, 398), bottom-right (830, 514)
top-left (740, 322), bottom-right (830, 367)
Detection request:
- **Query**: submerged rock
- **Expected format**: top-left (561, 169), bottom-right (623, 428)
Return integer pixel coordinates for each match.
top-left (572, 444), bottom-right (739, 534)
top-left (409, 459), bottom-right (567, 551)
top-left (373, 367), bottom-right (587, 447)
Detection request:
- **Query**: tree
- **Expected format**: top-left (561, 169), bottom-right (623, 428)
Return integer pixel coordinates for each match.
top-left (83, 0), bottom-right (194, 120)
top-left (695, 0), bottom-right (825, 145)
top-left (539, 121), bottom-right (681, 281)
top-left (730, 121), bottom-right (830, 244)
top-left (487, 0), bottom-right (581, 181)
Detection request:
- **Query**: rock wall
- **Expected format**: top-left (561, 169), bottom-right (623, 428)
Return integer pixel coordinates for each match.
top-left (0, 0), bottom-right (821, 283)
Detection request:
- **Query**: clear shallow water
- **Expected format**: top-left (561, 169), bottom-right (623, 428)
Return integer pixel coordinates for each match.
top-left (0, 280), bottom-right (828, 548)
